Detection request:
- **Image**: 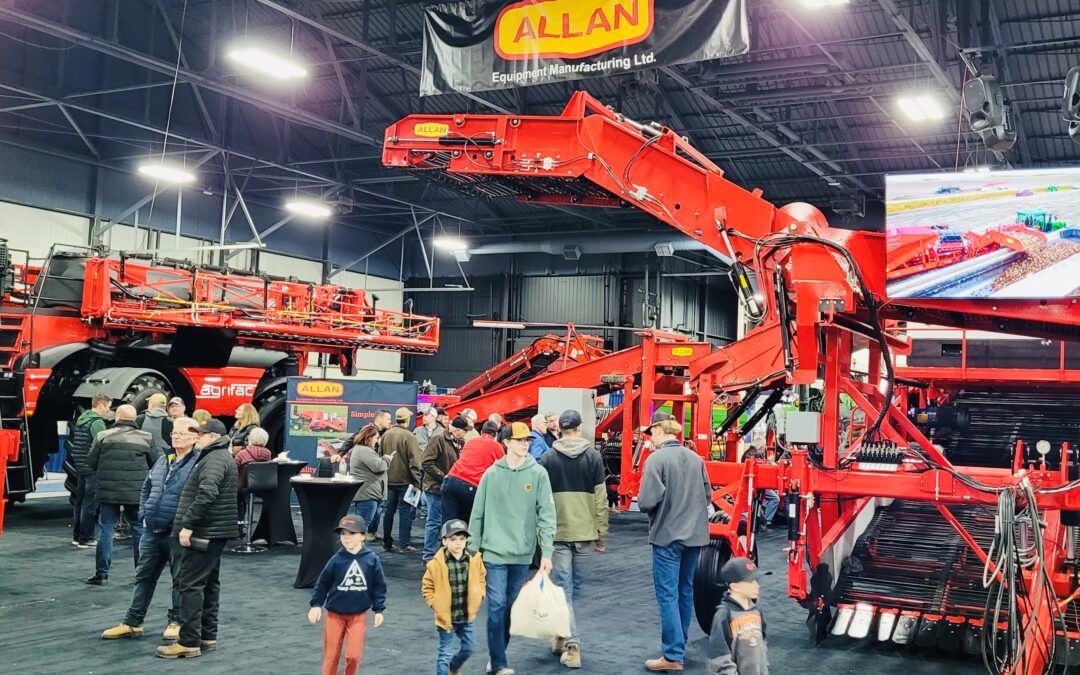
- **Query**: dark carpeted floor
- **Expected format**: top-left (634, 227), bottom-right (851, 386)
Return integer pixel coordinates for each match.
top-left (0, 498), bottom-right (984, 674)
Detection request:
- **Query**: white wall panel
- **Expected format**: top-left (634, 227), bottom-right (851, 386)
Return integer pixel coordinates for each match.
top-left (0, 199), bottom-right (89, 259)
top-left (259, 252), bottom-right (322, 281)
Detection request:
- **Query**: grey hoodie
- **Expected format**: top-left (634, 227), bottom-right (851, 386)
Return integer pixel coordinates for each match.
top-left (708, 593), bottom-right (769, 675)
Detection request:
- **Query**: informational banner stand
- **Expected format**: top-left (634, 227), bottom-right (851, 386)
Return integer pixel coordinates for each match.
top-left (285, 378), bottom-right (418, 466)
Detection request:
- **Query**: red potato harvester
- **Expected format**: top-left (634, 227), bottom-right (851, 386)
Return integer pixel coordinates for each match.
top-left (382, 91), bottom-right (1080, 674)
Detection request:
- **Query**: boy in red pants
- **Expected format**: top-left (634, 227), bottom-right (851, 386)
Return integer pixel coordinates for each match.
top-left (308, 516), bottom-right (387, 675)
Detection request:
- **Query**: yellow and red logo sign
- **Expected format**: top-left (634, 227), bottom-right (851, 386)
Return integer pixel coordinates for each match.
top-left (297, 381), bottom-right (345, 398)
top-left (671, 346), bottom-right (694, 357)
top-left (495, 0), bottom-right (655, 61)
top-left (413, 122), bottom-right (450, 138)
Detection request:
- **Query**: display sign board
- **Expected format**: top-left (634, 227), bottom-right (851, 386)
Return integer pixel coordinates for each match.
top-left (285, 378), bottom-right (418, 466)
top-left (421, 0), bottom-right (748, 95)
top-left (885, 168), bottom-right (1080, 299)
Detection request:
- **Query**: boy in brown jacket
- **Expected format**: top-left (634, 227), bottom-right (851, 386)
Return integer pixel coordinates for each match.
top-left (422, 519), bottom-right (486, 675)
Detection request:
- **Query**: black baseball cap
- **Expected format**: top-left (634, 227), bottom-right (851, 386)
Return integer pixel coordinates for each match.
top-left (440, 519), bottom-right (469, 539)
top-left (450, 415), bottom-right (470, 431)
top-left (335, 515), bottom-right (366, 534)
top-left (200, 419), bottom-right (228, 436)
top-left (558, 409), bottom-right (582, 431)
top-left (642, 411), bottom-right (675, 435)
top-left (720, 556), bottom-right (767, 584)
top-left (481, 420), bottom-right (500, 436)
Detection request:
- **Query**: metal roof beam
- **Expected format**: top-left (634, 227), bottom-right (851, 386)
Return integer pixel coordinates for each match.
top-left (0, 5), bottom-right (380, 148)
top-left (986, 0), bottom-right (1033, 165)
top-left (875, 0), bottom-right (961, 103)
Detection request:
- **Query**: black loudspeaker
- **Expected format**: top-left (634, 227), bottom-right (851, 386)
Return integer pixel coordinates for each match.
top-left (964, 75), bottom-right (1006, 131)
top-left (1063, 66), bottom-right (1080, 122)
top-left (978, 120), bottom-right (1017, 152)
top-left (1064, 66), bottom-right (1080, 146)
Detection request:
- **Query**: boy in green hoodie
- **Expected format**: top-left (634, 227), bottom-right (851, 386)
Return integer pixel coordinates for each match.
top-left (468, 421), bottom-right (556, 675)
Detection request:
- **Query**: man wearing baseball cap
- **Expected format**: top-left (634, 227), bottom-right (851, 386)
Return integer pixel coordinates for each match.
top-left (538, 409), bottom-right (609, 669)
top-left (460, 408), bottom-right (480, 441)
top-left (707, 557), bottom-right (769, 675)
top-left (469, 421), bottom-right (556, 675)
top-left (157, 418), bottom-right (237, 659)
top-left (381, 407), bottom-right (423, 553)
top-left (639, 411), bottom-right (712, 672)
top-left (167, 397), bottom-right (186, 419)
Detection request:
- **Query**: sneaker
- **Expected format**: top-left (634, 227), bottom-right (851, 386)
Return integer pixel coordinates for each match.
top-left (155, 643), bottom-right (201, 659)
top-left (162, 622), bottom-right (181, 641)
top-left (560, 645), bottom-right (581, 669)
top-left (101, 623), bottom-right (143, 639)
top-left (199, 640), bottom-right (217, 652)
top-left (85, 575), bottom-right (108, 586)
top-left (71, 539), bottom-right (80, 546)
top-left (84, 539), bottom-right (98, 547)
top-left (492, 669), bottom-right (515, 675)
top-left (399, 545), bottom-right (418, 554)
top-left (644, 657), bottom-right (683, 672)
top-left (551, 637), bottom-right (566, 654)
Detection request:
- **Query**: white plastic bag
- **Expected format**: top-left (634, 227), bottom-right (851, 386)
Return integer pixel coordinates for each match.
top-left (509, 571), bottom-right (571, 640)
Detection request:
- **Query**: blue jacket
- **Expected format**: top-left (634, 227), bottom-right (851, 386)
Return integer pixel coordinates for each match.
top-left (139, 450), bottom-right (197, 533)
top-left (311, 547), bottom-right (387, 615)
top-left (528, 431), bottom-right (549, 460)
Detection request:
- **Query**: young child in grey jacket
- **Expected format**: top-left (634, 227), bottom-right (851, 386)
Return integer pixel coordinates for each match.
top-left (708, 557), bottom-right (769, 675)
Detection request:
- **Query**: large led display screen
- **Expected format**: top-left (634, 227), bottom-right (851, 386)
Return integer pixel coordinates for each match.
top-left (885, 168), bottom-right (1080, 299)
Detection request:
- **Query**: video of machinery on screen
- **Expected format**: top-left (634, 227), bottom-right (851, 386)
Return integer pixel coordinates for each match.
top-left (885, 168), bottom-right (1080, 299)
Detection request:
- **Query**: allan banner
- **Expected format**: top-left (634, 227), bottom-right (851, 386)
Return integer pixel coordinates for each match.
top-left (421, 0), bottom-right (748, 96)
top-left (285, 378), bottom-right (417, 466)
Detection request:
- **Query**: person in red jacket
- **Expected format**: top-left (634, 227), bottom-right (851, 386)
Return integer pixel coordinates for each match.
top-left (441, 420), bottom-right (503, 523)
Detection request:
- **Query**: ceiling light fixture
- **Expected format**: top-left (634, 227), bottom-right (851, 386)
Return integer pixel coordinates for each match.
top-left (433, 237), bottom-right (468, 252)
top-left (137, 161), bottom-right (196, 184)
top-left (226, 46), bottom-right (308, 81)
top-left (284, 199), bottom-right (333, 219)
top-left (896, 94), bottom-right (946, 121)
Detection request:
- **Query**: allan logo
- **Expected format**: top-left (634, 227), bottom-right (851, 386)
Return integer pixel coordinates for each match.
top-left (414, 122), bottom-right (449, 137)
top-left (495, 0), bottom-right (654, 61)
top-left (297, 381), bottom-right (345, 398)
top-left (671, 346), bottom-right (694, 357)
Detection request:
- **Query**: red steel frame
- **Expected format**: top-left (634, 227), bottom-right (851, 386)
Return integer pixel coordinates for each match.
top-left (383, 91), bottom-right (1080, 673)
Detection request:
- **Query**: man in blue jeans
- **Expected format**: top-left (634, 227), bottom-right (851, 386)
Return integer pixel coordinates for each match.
top-left (469, 422), bottom-right (556, 675)
top-left (69, 394), bottom-right (111, 547)
top-left (85, 404), bottom-right (160, 585)
top-left (420, 416), bottom-right (468, 562)
top-left (100, 416), bottom-right (199, 641)
top-left (638, 412), bottom-right (713, 672)
top-left (539, 410), bottom-right (610, 669)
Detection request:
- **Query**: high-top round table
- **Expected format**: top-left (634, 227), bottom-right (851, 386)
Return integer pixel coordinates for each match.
top-left (291, 476), bottom-right (362, 589)
top-left (251, 460), bottom-right (306, 546)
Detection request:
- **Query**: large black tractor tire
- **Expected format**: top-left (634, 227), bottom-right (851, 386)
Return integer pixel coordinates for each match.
top-left (119, 372), bottom-right (172, 412)
top-left (694, 537), bottom-right (734, 634)
top-left (256, 387), bottom-right (287, 456)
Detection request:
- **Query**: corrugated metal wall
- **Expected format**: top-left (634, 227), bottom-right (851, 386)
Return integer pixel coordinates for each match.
top-left (405, 271), bottom-right (738, 388)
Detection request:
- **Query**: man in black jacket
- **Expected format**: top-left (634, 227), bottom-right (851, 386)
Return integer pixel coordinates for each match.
top-left (86, 404), bottom-right (159, 586)
top-left (156, 419), bottom-right (238, 660)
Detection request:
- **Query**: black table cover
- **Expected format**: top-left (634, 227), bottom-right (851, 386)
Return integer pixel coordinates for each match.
top-left (291, 476), bottom-right (362, 589)
top-left (251, 461), bottom-right (306, 546)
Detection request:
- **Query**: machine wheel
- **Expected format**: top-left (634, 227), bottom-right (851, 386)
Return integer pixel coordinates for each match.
top-left (694, 537), bottom-right (733, 634)
top-left (256, 387), bottom-right (287, 455)
top-left (118, 372), bottom-right (171, 412)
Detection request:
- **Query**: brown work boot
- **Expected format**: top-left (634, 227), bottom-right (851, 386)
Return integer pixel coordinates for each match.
top-left (200, 640), bottom-right (217, 652)
top-left (155, 643), bottom-right (201, 659)
top-left (560, 644), bottom-right (581, 668)
top-left (162, 622), bottom-right (180, 641)
top-left (644, 656), bottom-right (684, 671)
top-left (101, 623), bottom-right (143, 639)
top-left (550, 636), bottom-right (566, 654)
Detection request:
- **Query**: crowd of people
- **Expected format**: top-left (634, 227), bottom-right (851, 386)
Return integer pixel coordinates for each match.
top-left (68, 393), bottom-right (273, 658)
top-left (69, 393), bottom-right (768, 674)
